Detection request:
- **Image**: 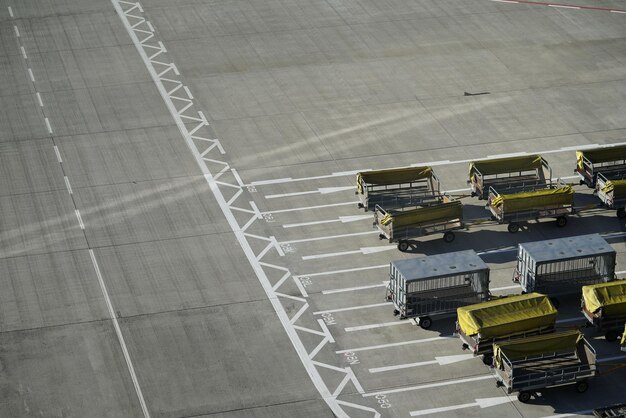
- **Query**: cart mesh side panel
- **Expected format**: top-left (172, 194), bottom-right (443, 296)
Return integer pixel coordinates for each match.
top-left (533, 255), bottom-right (613, 294)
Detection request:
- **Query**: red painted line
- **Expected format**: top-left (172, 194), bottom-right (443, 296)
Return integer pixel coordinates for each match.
top-left (493, 0), bottom-right (626, 13)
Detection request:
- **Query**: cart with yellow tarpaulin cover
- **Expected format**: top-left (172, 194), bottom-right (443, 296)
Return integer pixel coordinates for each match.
top-left (374, 200), bottom-right (463, 251)
top-left (468, 155), bottom-right (552, 200)
top-left (596, 172), bottom-right (626, 218)
top-left (582, 280), bottom-right (626, 342)
top-left (493, 330), bottom-right (597, 403)
top-left (455, 293), bottom-right (557, 365)
top-left (575, 145), bottom-right (626, 188)
top-left (356, 166), bottom-right (442, 211)
top-left (488, 180), bottom-right (574, 233)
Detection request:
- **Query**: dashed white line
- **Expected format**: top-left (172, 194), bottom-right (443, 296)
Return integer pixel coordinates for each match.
top-left (8, 6), bottom-right (13, 17)
top-left (13, 25), bottom-right (20, 37)
top-left (344, 320), bottom-right (412, 333)
top-left (611, 10), bottom-right (626, 14)
top-left (44, 117), bottom-right (53, 134)
top-left (322, 282), bottom-right (388, 295)
top-left (490, 0), bottom-right (519, 3)
top-left (336, 336), bottom-right (453, 354)
top-left (36, 91), bottom-right (43, 107)
top-left (313, 302), bottom-right (390, 315)
top-left (74, 210), bottom-right (85, 230)
top-left (549, 4), bottom-right (579, 9)
top-left (64, 176), bottom-right (73, 195)
top-left (53, 145), bottom-right (62, 163)
top-left (20, 46), bottom-right (27, 59)
top-left (28, 68), bottom-right (35, 82)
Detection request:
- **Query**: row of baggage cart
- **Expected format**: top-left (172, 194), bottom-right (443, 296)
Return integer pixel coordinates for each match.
top-left (356, 144), bottom-right (626, 250)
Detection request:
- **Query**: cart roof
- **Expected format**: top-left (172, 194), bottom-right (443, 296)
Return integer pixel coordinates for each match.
top-left (518, 234), bottom-right (614, 264)
top-left (381, 201), bottom-right (462, 228)
top-left (493, 330), bottom-right (584, 369)
top-left (577, 145), bottom-right (626, 166)
top-left (390, 250), bottom-right (488, 281)
top-left (469, 155), bottom-right (543, 177)
top-left (356, 166), bottom-right (433, 190)
top-left (582, 280), bottom-right (626, 315)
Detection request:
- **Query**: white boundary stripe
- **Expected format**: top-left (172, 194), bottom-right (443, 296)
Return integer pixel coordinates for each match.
top-left (111, 2), bottom-right (349, 416)
top-left (363, 374), bottom-right (493, 397)
top-left (74, 210), bottom-right (85, 229)
top-left (322, 282), bottom-right (388, 295)
top-left (598, 354), bottom-right (626, 363)
top-left (345, 320), bottom-right (412, 332)
top-left (88, 249), bottom-right (150, 417)
top-left (298, 264), bottom-right (388, 279)
top-left (337, 336), bottom-right (452, 354)
top-left (549, 4), bottom-right (580, 9)
top-left (262, 201), bottom-right (356, 214)
top-left (14, 25), bottom-right (19, 37)
top-left (36, 91), bottom-right (43, 107)
top-left (28, 68), bottom-right (35, 82)
top-left (556, 317), bottom-right (581, 324)
top-left (20, 45), bottom-right (27, 59)
top-left (313, 302), bottom-right (390, 315)
top-left (53, 145), bottom-right (62, 163)
top-left (8, 6), bottom-right (14, 17)
top-left (280, 230), bottom-right (378, 245)
top-left (44, 117), bottom-right (53, 134)
top-left (64, 176), bottom-right (73, 194)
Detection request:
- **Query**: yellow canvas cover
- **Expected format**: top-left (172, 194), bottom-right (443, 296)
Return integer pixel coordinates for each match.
top-left (490, 186), bottom-right (573, 212)
top-left (601, 179), bottom-right (626, 198)
top-left (621, 324), bottom-right (626, 347)
top-left (582, 280), bottom-right (626, 316)
top-left (577, 146), bottom-right (626, 170)
top-left (457, 293), bottom-right (557, 339)
top-left (380, 201), bottom-right (462, 227)
top-left (493, 330), bottom-right (583, 369)
top-left (356, 166), bottom-right (432, 194)
top-left (469, 155), bottom-right (542, 180)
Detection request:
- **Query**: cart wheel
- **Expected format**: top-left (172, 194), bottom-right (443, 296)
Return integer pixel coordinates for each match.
top-left (605, 330), bottom-right (619, 342)
top-left (575, 380), bottom-right (589, 394)
top-left (358, 203), bottom-right (364, 209)
top-left (397, 241), bottom-right (410, 252)
top-left (549, 297), bottom-right (560, 309)
top-left (617, 208), bottom-right (626, 219)
top-left (507, 223), bottom-right (520, 233)
top-left (443, 231), bottom-right (455, 243)
top-left (517, 391), bottom-right (532, 403)
top-left (556, 216), bottom-right (567, 227)
top-left (418, 316), bottom-right (432, 330)
top-left (482, 354), bottom-right (493, 366)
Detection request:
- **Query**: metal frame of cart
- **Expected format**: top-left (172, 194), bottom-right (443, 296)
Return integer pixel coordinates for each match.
top-left (596, 172), bottom-right (626, 218)
top-left (386, 250), bottom-right (490, 329)
top-left (576, 145), bottom-right (626, 188)
top-left (581, 280), bottom-right (626, 342)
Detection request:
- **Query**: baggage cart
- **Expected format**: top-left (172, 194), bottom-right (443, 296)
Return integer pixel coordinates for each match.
top-left (513, 234), bottom-right (616, 307)
top-left (596, 172), bottom-right (626, 218)
top-left (374, 201), bottom-right (463, 251)
top-left (594, 403), bottom-right (626, 418)
top-left (386, 250), bottom-right (490, 329)
top-left (581, 280), bottom-right (626, 342)
top-left (621, 323), bottom-right (626, 351)
top-left (356, 166), bottom-right (442, 211)
top-left (455, 293), bottom-right (557, 364)
top-left (468, 155), bottom-right (552, 200)
top-left (576, 145), bottom-right (626, 188)
top-left (488, 181), bottom-right (574, 233)
top-left (493, 330), bottom-right (597, 403)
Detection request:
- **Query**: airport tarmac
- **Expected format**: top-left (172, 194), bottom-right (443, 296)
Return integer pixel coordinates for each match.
top-left (0, 0), bottom-right (625, 417)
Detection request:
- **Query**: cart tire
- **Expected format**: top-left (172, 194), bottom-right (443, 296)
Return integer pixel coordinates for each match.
top-left (443, 231), bottom-right (455, 243)
top-left (549, 297), bottom-right (560, 309)
top-left (617, 208), bottom-right (626, 219)
top-left (482, 355), bottom-right (493, 366)
top-left (507, 223), bottom-right (520, 233)
top-left (556, 216), bottom-right (567, 227)
top-left (358, 203), bottom-right (364, 209)
top-left (418, 316), bottom-right (432, 330)
top-left (575, 381), bottom-right (589, 394)
top-left (605, 330), bottom-right (619, 342)
top-left (517, 391), bottom-right (532, 403)
top-left (397, 241), bottom-right (410, 252)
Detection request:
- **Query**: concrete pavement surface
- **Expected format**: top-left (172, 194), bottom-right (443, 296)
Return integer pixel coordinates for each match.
top-left (0, 0), bottom-right (625, 417)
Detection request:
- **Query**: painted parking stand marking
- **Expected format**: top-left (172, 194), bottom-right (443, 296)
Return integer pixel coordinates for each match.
top-left (489, 0), bottom-right (626, 13)
top-left (543, 411), bottom-right (593, 418)
top-left (280, 230), bottom-right (379, 245)
top-left (410, 397), bottom-right (513, 416)
top-left (490, 285), bottom-right (521, 292)
top-left (363, 374), bottom-right (494, 397)
top-left (303, 245), bottom-right (396, 261)
top-left (283, 214), bottom-right (371, 229)
top-left (322, 282), bottom-right (388, 295)
top-left (344, 320), bottom-right (413, 333)
top-left (266, 186), bottom-right (354, 199)
top-left (263, 201), bottom-right (356, 215)
top-left (314, 302), bottom-right (390, 315)
top-left (299, 264), bottom-right (388, 279)
top-left (556, 317), bottom-right (582, 324)
top-left (597, 354), bottom-right (626, 363)
top-left (337, 336), bottom-right (453, 354)
top-left (369, 354), bottom-right (475, 373)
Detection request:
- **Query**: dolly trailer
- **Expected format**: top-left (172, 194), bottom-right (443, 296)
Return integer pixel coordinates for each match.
top-left (386, 250), bottom-right (489, 329)
top-left (576, 145), bottom-right (626, 188)
top-left (581, 280), bottom-right (626, 342)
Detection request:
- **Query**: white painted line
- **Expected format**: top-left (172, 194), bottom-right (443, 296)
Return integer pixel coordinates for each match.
top-left (74, 210), bottom-right (85, 230)
top-left (283, 214), bottom-right (371, 229)
top-left (549, 4), bottom-right (580, 9)
top-left (410, 397), bottom-right (513, 416)
top-left (36, 92), bottom-right (43, 107)
top-left (616, 270), bottom-right (626, 275)
top-left (488, 152), bottom-right (527, 158)
top-left (263, 201), bottom-right (356, 215)
top-left (598, 354), bottom-right (626, 363)
top-left (293, 276), bottom-right (309, 298)
top-left (88, 249), bottom-right (149, 418)
top-left (303, 245), bottom-right (396, 261)
top-left (146, 21), bottom-right (155, 32)
top-left (281, 230), bottom-right (378, 245)
top-left (53, 145), bottom-right (62, 163)
top-left (44, 117), bottom-right (53, 134)
top-left (490, 0), bottom-right (519, 3)
top-left (14, 25), bottom-right (20, 37)
top-left (266, 186), bottom-right (354, 199)
top-left (490, 285), bottom-right (521, 292)
top-left (28, 68), bottom-right (35, 82)
top-left (370, 354), bottom-right (475, 373)
top-left (337, 336), bottom-right (453, 354)
top-left (445, 187), bottom-right (471, 194)
top-left (183, 85), bottom-right (193, 100)
top-left (64, 176), bottom-right (73, 194)
top-left (556, 317), bottom-right (581, 324)
top-left (20, 46), bottom-right (27, 59)
top-left (266, 190), bottom-right (318, 199)
top-left (345, 320), bottom-right (412, 333)
top-left (230, 168), bottom-right (244, 187)
top-left (322, 282), bottom-right (388, 295)
top-left (8, 6), bottom-right (13, 17)
top-left (543, 410), bottom-right (593, 418)
top-left (611, 10), bottom-right (626, 13)
top-left (314, 302), bottom-right (390, 315)
top-left (363, 374), bottom-right (494, 397)
top-left (299, 264), bottom-right (388, 279)
top-left (412, 160), bottom-right (450, 167)
top-left (270, 235), bottom-right (284, 257)
top-left (249, 201), bottom-right (262, 219)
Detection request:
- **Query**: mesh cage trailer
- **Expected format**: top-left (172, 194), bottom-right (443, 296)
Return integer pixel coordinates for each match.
top-left (513, 234), bottom-right (616, 305)
top-left (386, 250), bottom-right (489, 329)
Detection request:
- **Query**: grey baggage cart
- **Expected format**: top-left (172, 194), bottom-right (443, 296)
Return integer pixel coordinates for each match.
top-left (596, 172), bottom-right (626, 218)
top-left (356, 166), bottom-right (442, 211)
top-left (576, 145), bottom-right (626, 188)
top-left (386, 250), bottom-right (490, 329)
top-left (513, 234), bottom-right (616, 307)
top-left (487, 180), bottom-right (574, 233)
top-left (469, 155), bottom-right (552, 200)
top-left (594, 403), bottom-right (626, 418)
top-left (374, 201), bottom-right (463, 251)
top-left (581, 280), bottom-right (626, 342)
top-left (493, 330), bottom-right (597, 403)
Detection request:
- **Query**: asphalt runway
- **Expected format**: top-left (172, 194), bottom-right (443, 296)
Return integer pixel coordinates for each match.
top-left (0, 0), bottom-right (625, 417)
